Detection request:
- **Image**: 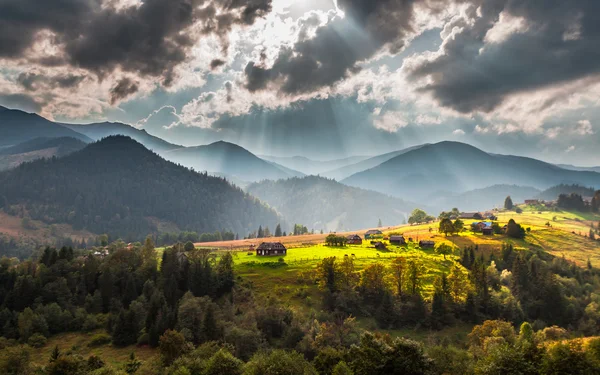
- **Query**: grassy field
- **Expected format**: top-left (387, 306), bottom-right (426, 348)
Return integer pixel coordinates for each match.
top-left (31, 330), bottom-right (158, 372)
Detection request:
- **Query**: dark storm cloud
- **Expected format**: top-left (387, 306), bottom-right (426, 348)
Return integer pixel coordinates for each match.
top-left (110, 77), bottom-right (140, 105)
top-left (244, 0), bottom-right (438, 95)
top-left (210, 59), bottom-right (226, 70)
top-left (0, 0), bottom-right (272, 87)
top-left (407, 0), bottom-right (600, 113)
top-left (17, 72), bottom-right (87, 91)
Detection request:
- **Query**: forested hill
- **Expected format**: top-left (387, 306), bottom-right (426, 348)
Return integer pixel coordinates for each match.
top-left (246, 176), bottom-right (417, 232)
top-left (0, 136), bottom-right (279, 239)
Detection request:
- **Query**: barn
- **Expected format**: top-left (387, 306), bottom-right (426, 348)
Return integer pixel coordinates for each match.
top-left (256, 242), bottom-right (287, 256)
top-left (347, 235), bottom-right (363, 245)
top-left (365, 229), bottom-right (383, 239)
top-left (390, 235), bottom-right (406, 245)
top-left (419, 240), bottom-right (435, 248)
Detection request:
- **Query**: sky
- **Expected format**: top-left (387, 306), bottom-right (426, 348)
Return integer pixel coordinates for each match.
top-left (1, 0), bottom-right (600, 164)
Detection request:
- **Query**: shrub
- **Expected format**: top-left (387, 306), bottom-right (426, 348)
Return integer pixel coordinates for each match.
top-left (27, 333), bottom-right (47, 348)
top-left (88, 333), bottom-right (112, 347)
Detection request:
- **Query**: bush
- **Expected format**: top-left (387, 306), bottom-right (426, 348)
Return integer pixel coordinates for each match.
top-left (88, 333), bottom-right (112, 347)
top-left (515, 207), bottom-right (523, 214)
top-left (27, 333), bottom-right (47, 348)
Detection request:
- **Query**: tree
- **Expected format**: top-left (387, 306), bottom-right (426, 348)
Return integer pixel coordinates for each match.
top-left (454, 218), bottom-right (464, 233)
top-left (506, 219), bottom-right (526, 239)
top-left (257, 226), bottom-right (264, 238)
top-left (184, 241), bottom-right (195, 252)
top-left (390, 257), bottom-right (407, 297)
top-left (204, 349), bottom-right (243, 375)
top-left (275, 224), bottom-right (282, 237)
top-left (408, 209), bottom-right (429, 225)
top-left (504, 196), bottom-right (514, 210)
top-left (159, 330), bottom-right (190, 366)
top-left (439, 218), bottom-right (455, 236)
top-left (378, 218), bottom-right (382, 228)
top-left (332, 361), bottom-right (354, 375)
top-left (244, 350), bottom-right (317, 375)
top-left (435, 243), bottom-right (454, 260)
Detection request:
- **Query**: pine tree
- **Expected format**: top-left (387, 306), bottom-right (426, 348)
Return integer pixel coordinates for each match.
top-left (257, 226), bottom-right (264, 238)
top-left (378, 218), bottom-right (382, 227)
top-left (201, 304), bottom-right (219, 342)
top-left (504, 196), bottom-right (514, 210)
top-left (275, 224), bottom-right (282, 237)
top-left (125, 352), bottom-right (142, 374)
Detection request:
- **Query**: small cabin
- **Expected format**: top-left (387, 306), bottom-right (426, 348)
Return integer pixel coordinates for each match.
top-left (256, 242), bottom-right (287, 256)
top-left (482, 227), bottom-right (494, 235)
top-left (460, 212), bottom-right (483, 220)
top-left (389, 235), bottom-right (406, 245)
top-left (347, 235), bottom-right (362, 245)
top-left (365, 229), bottom-right (383, 239)
top-left (419, 240), bottom-right (435, 248)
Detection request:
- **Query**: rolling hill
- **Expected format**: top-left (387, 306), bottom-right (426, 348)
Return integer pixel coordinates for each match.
top-left (0, 136), bottom-right (279, 239)
top-left (323, 145), bottom-right (426, 180)
top-left (0, 106), bottom-right (92, 147)
top-left (342, 141), bottom-right (600, 201)
top-left (163, 141), bottom-right (304, 183)
top-left (0, 137), bottom-right (87, 171)
top-left (62, 121), bottom-right (181, 153)
top-left (259, 155), bottom-right (371, 175)
top-left (429, 184), bottom-right (542, 212)
top-left (246, 175), bottom-right (418, 232)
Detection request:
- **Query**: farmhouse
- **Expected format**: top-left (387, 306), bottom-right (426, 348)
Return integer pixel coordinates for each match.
top-left (525, 199), bottom-right (540, 205)
top-left (347, 234), bottom-right (362, 245)
top-left (390, 235), bottom-right (406, 245)
top-left (419, 240), bottom-right (435, 248)
top-left (365, 229), bottom-right (383, 239)
top-left (256, 242), bottom-right (287, 256)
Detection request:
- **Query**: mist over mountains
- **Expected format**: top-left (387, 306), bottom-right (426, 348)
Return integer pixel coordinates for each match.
top-left (2, 105), bottom-right (600, 241)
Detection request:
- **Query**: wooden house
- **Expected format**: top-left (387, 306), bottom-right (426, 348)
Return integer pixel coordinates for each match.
top-left (419, 240), bottom-right (435, 248)
top-left (389, 235), bottom-right (406, 245)
top-left (365, 229), bottom-right (383, 239)
top-left (256, 242), bottom-right (287, 256)
top-left (460, 212), bottom-right (483, 220)
top-left (347, 235), bottom-right (362, 245)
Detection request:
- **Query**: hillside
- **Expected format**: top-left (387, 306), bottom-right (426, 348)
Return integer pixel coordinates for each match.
top-left (429, 184), bottom-right (542, 212)
top-left (0, 136), bottom-right (279, 239)
top-left (260, 154), bottom-right (370, 175)
top-left (323, 145), bottom-right (426, 181)
top-left (246, 175), bottom-right (417, 232)
top-left (163, 141), bottom-right (303, 183)
top-left (0, 137), bottom-right (87, 171)
top-left (537, 184), bottom-right (596, 201)
top-left (342, 141), bottom-right (600, 200)
top-left (556, 164), bottom-right (600, 173)
top-left (63, 121), bottom-right (181, 153)
top-left (0, 106), bottom-right (92, 147)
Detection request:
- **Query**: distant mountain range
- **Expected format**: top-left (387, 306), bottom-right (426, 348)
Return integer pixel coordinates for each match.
top-left (247, 176), bottom-right (417, 232)
top-left (260, 155), bottom-right (371, 175)
top-left (163, 141), bottom-right (303, 184)
top-left (342, 141), bottom-right (600, 201)
top-left (0, 136), bottom-right (279, 239)
top-left (429, 185), bottom-right (542, 213)
top-left (0, 106), bottom-right (91, 147)
top-left (0, 137), bottom-right (87, 171)
top-left (555, 164), bottom-right (600, 174)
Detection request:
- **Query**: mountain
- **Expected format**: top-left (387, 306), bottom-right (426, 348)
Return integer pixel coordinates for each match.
top-left (323, 145), bottom-right (427, 180)
top-left (62, 121), bottom-right (181, 153)
top-left (259, 155), bottom-right (371, 175)
top-left (0, 137), bottom-right (87, 171)
top-left (163, 141), bottom-right (304, 183)
top-left (0, 136), bottom-right (279, 239)
top-left (246, 176), bottom-right (418, 232)
top-left (342, 141), bottom-right (600, 201)
top-left (429, 185), bottom-right (542, 213)
top-left (0, 106), bottom-right (92, 147)
top-left (536, 184), bottom-right (597, 201)
top-left (555, 164), bottom-right (600, 173)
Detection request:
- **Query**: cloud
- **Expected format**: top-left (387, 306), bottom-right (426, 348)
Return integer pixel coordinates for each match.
top-left (0, 0), bottom-right (274, 91)
top-left (244, 0), bottom-right (446, 96)
top-left (453, 129), bottom-right (465, 135)
top-left (575, 120), bottom-right (594, 135)
top-left (406, 0), bottom-right (600, 114)
top-left (110, 78), bottom-right (140, 105)
top-left (565, 145), bottom-right (576, 153)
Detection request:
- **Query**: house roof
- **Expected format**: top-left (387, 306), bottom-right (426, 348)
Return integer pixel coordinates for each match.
top-left (473, 221), bottom-right (493, 228)
top-left (390, 235), bottom-right (405, 241)
top-left (365, 229), bottom-right (383, 235)
top-left (347, 234), bottom-right (361, 240)
top-left (460, 212), bottom-right (480, 218)
top-left (257, 242), bottom-right (287, 250)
